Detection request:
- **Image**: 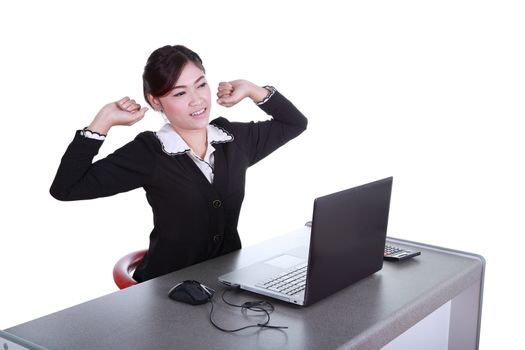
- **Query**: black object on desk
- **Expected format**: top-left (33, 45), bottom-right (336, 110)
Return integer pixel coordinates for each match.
top-left (168, 280), bottom-right (214, 305)
top-left (384, 244), bottom-right (421, 261)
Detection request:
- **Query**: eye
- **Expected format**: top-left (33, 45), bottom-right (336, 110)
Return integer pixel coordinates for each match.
top-left (198, 82), bottom-right (207, 88)
top-left (173, 91), bottom-right (185, 97)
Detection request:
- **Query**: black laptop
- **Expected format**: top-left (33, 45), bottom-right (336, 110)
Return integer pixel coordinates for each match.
top-left (219, 177), bottom-right (393, 306)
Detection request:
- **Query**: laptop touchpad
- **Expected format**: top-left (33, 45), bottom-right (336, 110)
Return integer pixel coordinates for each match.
top-left (265, 255), bottom-right (305, 269)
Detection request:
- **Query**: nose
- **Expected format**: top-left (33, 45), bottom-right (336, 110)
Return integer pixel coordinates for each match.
top-left (188, 89), bottom-right (204, 106)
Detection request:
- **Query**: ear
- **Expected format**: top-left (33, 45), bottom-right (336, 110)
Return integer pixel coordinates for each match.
top-left (147, 94), bottom-right (163, 111)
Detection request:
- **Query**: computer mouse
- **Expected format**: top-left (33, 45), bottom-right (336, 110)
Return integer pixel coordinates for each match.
top-left (168, 280), bottom-right (215, 305)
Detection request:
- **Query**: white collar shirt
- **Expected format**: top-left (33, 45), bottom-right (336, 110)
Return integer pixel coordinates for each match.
top-left (154, 123), bottom-right (233, 183)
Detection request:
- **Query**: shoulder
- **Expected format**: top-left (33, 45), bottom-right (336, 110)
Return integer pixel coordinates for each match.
top-left (135, 131), bottom-right (162, 147)
top-left (135, 130), bottom-right (159, 143)
top-left (210, 117), bottom-right (255, 141)
top-left (210, 117), bottom-right (237, 137)
top-left (112, 131), bottom-right (162, 157)
top-left (210, 117), bottom-right (231, 130)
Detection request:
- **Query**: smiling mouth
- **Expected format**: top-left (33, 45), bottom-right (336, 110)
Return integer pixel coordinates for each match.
top-left (190, 108), bottom-right (206, 117)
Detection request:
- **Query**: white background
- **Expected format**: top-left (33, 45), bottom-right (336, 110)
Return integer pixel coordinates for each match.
top-left (1, 1), bottom-right (523, 348)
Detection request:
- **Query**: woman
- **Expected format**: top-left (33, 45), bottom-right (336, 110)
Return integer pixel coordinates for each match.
top-left (50, 45), bottom-right (307, 282)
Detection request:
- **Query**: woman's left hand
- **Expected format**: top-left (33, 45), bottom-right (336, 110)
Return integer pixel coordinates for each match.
top-left (216, 80), bottom-right (269, 107)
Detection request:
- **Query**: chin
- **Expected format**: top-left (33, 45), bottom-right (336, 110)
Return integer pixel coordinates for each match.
top-left (194, 118), bottom-right (209, 129)
top-left (198, 111), bottom-right (210, 125)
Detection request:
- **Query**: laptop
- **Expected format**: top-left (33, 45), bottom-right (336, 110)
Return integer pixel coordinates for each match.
top-left (0, 330), bottom-right (49, 350)
top-left (219, 177), bottom-right (393, 306)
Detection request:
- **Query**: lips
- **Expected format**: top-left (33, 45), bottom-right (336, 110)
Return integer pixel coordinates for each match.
top-left (190, 108), bottom-right (206, 117)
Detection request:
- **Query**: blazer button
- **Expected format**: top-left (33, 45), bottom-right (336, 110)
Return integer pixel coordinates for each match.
top-left (213, 234), bottom-right (223, 243)
top-left (212, 199), bottom-right (222, 208)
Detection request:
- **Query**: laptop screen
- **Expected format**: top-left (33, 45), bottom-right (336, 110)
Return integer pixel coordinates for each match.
top-left (304, 177), bottom-right (392, 305)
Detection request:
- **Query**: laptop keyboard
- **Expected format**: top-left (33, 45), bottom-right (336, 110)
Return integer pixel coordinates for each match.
top-left (256, 263), bottom-right (307, 296)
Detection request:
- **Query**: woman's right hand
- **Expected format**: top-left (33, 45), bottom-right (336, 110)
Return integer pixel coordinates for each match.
top-left (87, 97), bottom-right (148, 135)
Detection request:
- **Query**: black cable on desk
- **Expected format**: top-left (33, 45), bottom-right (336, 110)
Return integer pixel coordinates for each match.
top-left (208, 287), bottom-right (288, 332)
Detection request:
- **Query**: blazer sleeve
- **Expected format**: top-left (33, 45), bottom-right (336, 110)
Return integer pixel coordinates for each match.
top-left (50, 131), bottom-right (157, 201)
top-left (226, 89), bottom-right (308, 166)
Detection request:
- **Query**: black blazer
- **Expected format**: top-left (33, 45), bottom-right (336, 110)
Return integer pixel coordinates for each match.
top-left (50, 91), bottom-right (308, 282)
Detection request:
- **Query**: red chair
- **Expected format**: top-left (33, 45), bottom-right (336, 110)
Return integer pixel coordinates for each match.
top-left (113, 249), bottom-right (148, 289)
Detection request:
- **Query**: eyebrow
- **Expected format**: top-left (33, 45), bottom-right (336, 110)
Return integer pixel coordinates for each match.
top-left (172, 76), bottom-right (206, 90)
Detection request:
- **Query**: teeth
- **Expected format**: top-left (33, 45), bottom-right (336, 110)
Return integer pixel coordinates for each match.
top-left (191, 108), bottom-right (205, 116)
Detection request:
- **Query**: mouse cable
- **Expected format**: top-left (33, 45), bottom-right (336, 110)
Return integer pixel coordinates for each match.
top-left (208, 287), bottom-right (288, 332)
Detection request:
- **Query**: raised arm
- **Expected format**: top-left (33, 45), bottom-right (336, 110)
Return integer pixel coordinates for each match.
top-left (50, 98), bottom-right (153, 201)
top-left (215, 80), bottom-right (308, 165)
top-left (87, 97), bottom-right (148, 135)
top-left (216, 80), bottom-right (270, 107)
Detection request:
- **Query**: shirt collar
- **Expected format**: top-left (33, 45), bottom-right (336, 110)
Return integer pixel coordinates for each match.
top-left (155, 123), bottom-right (233, 156)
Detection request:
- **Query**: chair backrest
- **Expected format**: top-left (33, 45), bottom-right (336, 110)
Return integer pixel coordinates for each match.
top-left (113, 249), bottom-right (147, 289)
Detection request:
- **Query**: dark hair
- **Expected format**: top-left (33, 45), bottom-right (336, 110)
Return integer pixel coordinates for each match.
top-left (142, 45), bottom-right (205, 107)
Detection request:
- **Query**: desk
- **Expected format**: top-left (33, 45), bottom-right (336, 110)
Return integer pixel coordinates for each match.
top-left (6, 227), bottom-right (484, 350)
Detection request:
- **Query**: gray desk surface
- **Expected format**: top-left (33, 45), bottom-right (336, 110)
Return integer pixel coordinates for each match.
top-left (6, 228), bottom-right (484, 350)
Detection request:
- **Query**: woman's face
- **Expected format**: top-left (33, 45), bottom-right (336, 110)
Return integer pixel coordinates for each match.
top-left (153, 62), bottom-right (211, 134)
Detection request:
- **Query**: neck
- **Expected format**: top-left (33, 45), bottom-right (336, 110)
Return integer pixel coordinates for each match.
top-left (173, 126), bottom-right (208, 159)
